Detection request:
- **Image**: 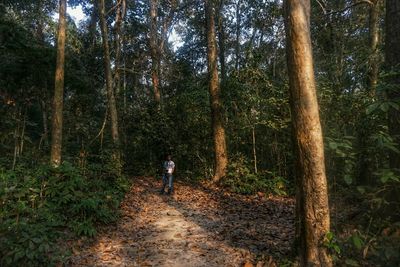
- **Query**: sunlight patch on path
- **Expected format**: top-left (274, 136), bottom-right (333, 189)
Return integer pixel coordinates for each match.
top-left (70, 178), bottom-right (294, 266)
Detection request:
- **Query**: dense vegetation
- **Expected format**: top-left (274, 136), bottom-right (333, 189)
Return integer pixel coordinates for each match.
top-left (0, 0), bottom-right (399, 266)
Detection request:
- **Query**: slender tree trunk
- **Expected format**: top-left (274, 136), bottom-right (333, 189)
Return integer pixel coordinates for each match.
top-left (284, 0), bottom-right (332, 266)
top-left (149, 0), bottom-right (161, 104)
top-left (159, 0), bottom-right (177, 91)
top-left (206, 0), bottom-right (228, 182)
top-left (367, 0), bottom-right (381, 95)
top-left (41, 88), bottom-right (49, 147)
top-left (20, 109), bottom-right (27, 155)
top-left (252, 126), bottom-right (257, 174)
top-left (98, 0), bottom-right (121, 156)
top-left (358, 0), bottom-right (381, 184)
top-left (88, 4), bottom-right (98, 48)
top-left (114, 0), bottom-right (126, 95)
top-left (385, 0), bottom-right (400, 169)
top-left (217, 0), bottom-right (226, 82)
top-left (50, 0), bottom-right (67, 167)
top-left (235, 0), bottom-right (241, 71)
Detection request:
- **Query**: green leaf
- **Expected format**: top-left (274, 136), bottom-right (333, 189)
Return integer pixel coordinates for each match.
top-left (329, 142), bottom-right (338, 150)
top-left (380, 174), bottom-right (390, 183)
top-left (356, 186), bottom-right (365, 194)
top-left (344, 175), bottom-right (353, 185)
top-left (380, 102), bottom-right (389, 112)
top-left (366, 102), bottom-right (380, 115)
top-left (352, 235), bottom-right (363, 250)
top-left (31, 237), bottom-right (41, 244)
top-left (333, 244), bottom-right (341, 254)
top-left (326, 231), bottom-right (334, 241)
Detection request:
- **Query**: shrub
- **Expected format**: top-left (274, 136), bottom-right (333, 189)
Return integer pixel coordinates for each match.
top-left (0, 162), bottom-right (130, 266)
top-left (223, 155), bottom-right (290, 196)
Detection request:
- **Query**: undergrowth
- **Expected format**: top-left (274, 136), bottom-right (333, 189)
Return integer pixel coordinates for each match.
top-left (223, 155), bottom-right (291, 196)
top-left (0, 161), bottom-right (130, 266)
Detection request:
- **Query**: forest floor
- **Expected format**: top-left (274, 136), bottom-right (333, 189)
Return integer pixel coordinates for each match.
top-left (68, 177), bottom-right (295, 267)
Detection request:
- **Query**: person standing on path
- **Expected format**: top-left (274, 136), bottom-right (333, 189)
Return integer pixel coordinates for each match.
top-left (160, 154), bottom-right (175, 195)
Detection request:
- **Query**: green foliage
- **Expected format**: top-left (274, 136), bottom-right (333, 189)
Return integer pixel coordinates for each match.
top-left (0, 162), bottom-right (130, 266)
top-left (223, 155), bottom-right (290, 196)
top-left (326, 136), bottom-right (356, 185)
top-left (323, 231), bottom-right (341, 256)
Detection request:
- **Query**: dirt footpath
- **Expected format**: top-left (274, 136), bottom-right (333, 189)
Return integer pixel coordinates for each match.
top-left (69, 177), bottom-right (295, 267)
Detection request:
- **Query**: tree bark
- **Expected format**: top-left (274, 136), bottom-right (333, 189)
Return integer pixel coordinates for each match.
top-left (385, 0), bottom-right (400, 170)
top-left (149, 0), bottom-right (161, 104)
top-left (284, 0), bottom-right (332, 266)
top-left (50, 0), bottom-right (67, 167)
top-left (114, 0), bottom-right (126, 96)
top-left (217, 0), bottom-right (226, 82)
top-left (235, 0), bottom-right (241, 71)
top-left (98, 0), bottom-right (121, 155)
top-left (252, 126), bottom-right (257, 174)
top-left (367, 0), bottom-right (381, 95)
top-left (206, 0), bottom-right (228, 182)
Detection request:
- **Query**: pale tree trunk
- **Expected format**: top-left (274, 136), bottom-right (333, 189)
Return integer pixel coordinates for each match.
top-left (206, 0), bottom-right (228, 182)
top-left (98, 0), bottom-right (121, 158)
top-left (50, 0), bottom-right (67, 167)
top-left (284, 0), bottom-right (332, 266)
top-left (149, 0), bottom-right (161, 104)
top-left (385, 0), bottom-right (400, 170)
top-left (367, 0), bottom-right (381, 95)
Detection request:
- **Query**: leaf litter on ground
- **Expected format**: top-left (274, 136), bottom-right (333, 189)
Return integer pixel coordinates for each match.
top-left (68, 177), bottom-right (295, 267)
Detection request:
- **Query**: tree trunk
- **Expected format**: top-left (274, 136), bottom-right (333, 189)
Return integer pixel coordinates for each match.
top-left (88, 3), bottom-right (98, 48)
top-left (358, 0), bottom-right (382, 184)
top-left (252, 126), bottom-right (257, 174)
top-left (50, 0), bottom-right (67, 167)
top-left (217, 0), bottom-right (226, 82)
top-left (98, 0), bottom-right (121, 155)
top-left (149, 0), bottom-right (161, 104)
top-left (367, 0), bottom-right (381, 95)
top-left (205, 0), bottom-right (228, 182)
top-left (385, 0), bottom-right (400, 170)
top-left (284, 0), bottom-right (332, 266)
top-left (159, 0), bottom-right (177, 89)
top-left (114, 0), bottom-right (126, 96)
top-left (235, 0), bottom-right (241, 71)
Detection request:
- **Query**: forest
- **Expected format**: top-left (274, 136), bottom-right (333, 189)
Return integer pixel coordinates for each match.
top-left (0, 0), bottom-right (399, 266)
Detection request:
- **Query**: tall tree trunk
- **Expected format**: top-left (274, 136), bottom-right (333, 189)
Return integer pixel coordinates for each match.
top-left (367, 0), bottom-right (381, 95)
top-left (159, 0), bottom-right (177, 89)
top-left (235, 0), bottom-right (241, 71)
top-left (385, 0), bottom-right (400, 169)
top-left (88, 3), bottom-right (98, 48)
top-left (114, 0), bottom-right (126, 96)
top-left (98, 0), bottom-right (121, 156)
top-left (252, 126), bottom-right (257, 174)
top-left (149, 0), bottom-right (161, 104)
top-left (205, 0), bottom-right (228, 182)
top-left (358, 0), bottom-right (382, 184)
top-left (284, 0), bottom-right (332, 266)
top-left (217, 0), bottom-right (226, 82)
top-left (50, 0), bottom-right (67, 167)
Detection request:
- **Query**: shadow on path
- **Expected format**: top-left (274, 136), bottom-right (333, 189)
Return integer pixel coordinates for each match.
top-left (69, 177), bottom-right (295, 267)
